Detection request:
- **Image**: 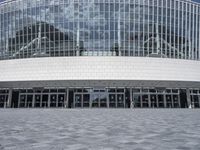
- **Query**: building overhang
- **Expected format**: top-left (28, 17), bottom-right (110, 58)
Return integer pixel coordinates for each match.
top-left (0, 80), bottom-right (200, 89)
top-left (0, 57), bottom-right (200, 89)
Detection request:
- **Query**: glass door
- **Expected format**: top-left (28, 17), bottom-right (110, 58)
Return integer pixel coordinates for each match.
top-left (99, 93), bottom-right (107, 108)
top-left (42, 94), bottom-right (48, 107)
top-left (74, 94), bottom-right (82, 108)
top-left (158, 95), bottom-right (164, 108)
top-left (58, 94), bottom-right (65, 107)
top-left (0, 95), bottom-right (7, 108)
top-left (91, 94), bottom-right (99, 108)
top-left (50, 94), bottom-right (57, 107)
top-left (117, 94), bottom-right (125, 108)
top-left (35, 94), bottom-right (41, 107)
top-left (142, 94), bottom-right (149, 108)
top-left (150, 95), bottom-right (157, 108)
top-left (91, 93), bottom-right (108, 108)
top-left (166, 95), bottom-right (172, 108)
top-left (109, 94), bottom-right (116, 108)
top-left (19, 94), bottom-right (26, 108)
top-left (27, 95), bottom-right (33, 108)
top-left (133, 94), bottom-right (141, 108)
top-left (83, 94), bottom-right (90, 108)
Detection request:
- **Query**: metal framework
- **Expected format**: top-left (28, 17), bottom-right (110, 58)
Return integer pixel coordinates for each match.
top-left (1, 88), bottom-right (200, 108)
top-left (0, 0), bottom-right (199, 60)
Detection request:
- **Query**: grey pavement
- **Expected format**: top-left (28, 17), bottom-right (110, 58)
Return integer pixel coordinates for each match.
top-left (0, 109), bottom-right (200, 150)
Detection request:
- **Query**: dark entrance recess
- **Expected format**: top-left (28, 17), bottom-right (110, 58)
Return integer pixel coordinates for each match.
top-left (11, 90), bottom-right (19, 108)
top-left (125, 89), bottom-right (130, 108)
top-left (180, 89), bottom-right (188, 108)
top-left (42, 94), bottom-right (48, 107)
top-left (68, 90), bottom-right (74, 108)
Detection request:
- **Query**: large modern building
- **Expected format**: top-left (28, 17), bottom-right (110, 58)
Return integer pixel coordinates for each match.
top-left (0, 0), bottom-right (200, 108)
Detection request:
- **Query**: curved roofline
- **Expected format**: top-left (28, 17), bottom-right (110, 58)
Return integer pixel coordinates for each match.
top-left (0, 0), bottom-right (200, 6)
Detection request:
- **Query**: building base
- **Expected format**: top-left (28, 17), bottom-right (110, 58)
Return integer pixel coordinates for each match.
top-left (1, 87), bottom-right (200, 109)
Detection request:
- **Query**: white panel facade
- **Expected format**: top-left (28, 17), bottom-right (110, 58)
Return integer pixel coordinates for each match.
top-left (0, 57), bottom-right (200, 83)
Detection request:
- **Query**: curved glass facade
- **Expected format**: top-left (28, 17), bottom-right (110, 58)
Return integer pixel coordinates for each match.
top-left (0, 0), bottom-right (200, 60)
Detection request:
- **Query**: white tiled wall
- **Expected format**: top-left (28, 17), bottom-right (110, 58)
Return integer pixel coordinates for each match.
top-left (0, 57), bottom-right (200, 83)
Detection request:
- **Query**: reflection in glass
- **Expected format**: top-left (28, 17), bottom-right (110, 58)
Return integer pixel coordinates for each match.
top-left (0, 0), bottom-right (199, 60)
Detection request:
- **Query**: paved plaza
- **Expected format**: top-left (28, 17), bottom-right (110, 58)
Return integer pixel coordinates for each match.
top-left (0, 109), bottom-right (200, 150)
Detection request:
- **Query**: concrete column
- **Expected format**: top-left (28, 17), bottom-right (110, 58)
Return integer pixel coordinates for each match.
top-left (123, 93), bottom-right (126, 108)
top-left (171, 95), bottom-right (174, 108)
top-left (80, 93), bottom-right (83, 108)
top-left (156, 95), bottom-right (159, 108)
top-left (7, 88), bottom-right (12, 108)
top-left (115, 93), bottom-right (117, 108)
top-left (164, 94), bottom-right (167, 108)
top-left (130, 88), bottom-right (133, 109)
top-left (64, 88), bottom-right (68, 108)
top-left (40, 94), bottom-right (42, 108)
top-left (107, 89), bottom-right (109, 108)
top-left (25, 95), bottom-right (27, 108)
top-left (98, 94), bottom-right (100, 108)
top-left (115, 95), bottom-right (117, 108)
top-left (140, 95), bottom-right (143, 108)
top-left (4, 100), bottom-right (7, 109)
top-left (89, 95), bottom-right (92, 108)
top-left (56, 94), bottom-right (58, 108)
top-left (178, 91), bottom-right (181, 108)
top-left (186, 88), bottom-right (191, 108)
top-left (32, 93), bottom-right (35, 108)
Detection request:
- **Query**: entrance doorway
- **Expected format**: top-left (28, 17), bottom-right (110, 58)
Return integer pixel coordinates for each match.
top-left (0, 94), bottom-right (8, 108)
top-left (74, 93), bottom-right (90, 108)
top-left (90, 93), bottom-right (107, 108)
top-left (73, 89), bottom-right (126, 108)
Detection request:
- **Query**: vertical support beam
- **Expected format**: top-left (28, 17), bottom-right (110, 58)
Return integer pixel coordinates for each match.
top-left (191, 95), bottom-right (194, 108)
top-left (118, 12), bottom-right (121, 56)
top-left (89, 94), bottom-right (92, 108)
top-left (171, 95), bottom-right (174, 108)
top-left (4, 98), bottom-right (6, 109)
top-left (115, 92), bottom-right (117, 108)
top-left (32, 93), bottom-right (35, 108)
top-left (130, 88), bottom-right (133, 109)
top-left (56, 94), bottom-right (58, 108)
top-left (64, 88), bottom-right (68, 108)
top-left (140, 95), bottom-right (143, 108)
top-left (7, 88), bottom-right (12, 108)
top-left (156, 94), bottom-right (159, 108)
top-left (25, 95), bottom-right (27, 108)
top-left (178, 90), bottom-right (181, 108)
top-left (76, 28), bottom-right (80, 56)
top-left (164, 93), bottom-right (167, 108)
top-left (187, 88), bottom-right (191, 108)
top-left (107, 89), bottom-right (109, 108)
top-left (73, 93), bottom-right (75, 108)
top-left (81, 94), bottom-right (83, 108)
top-left (123, 93), bottom-right (126, 109)
top-left (98, 93), bottom-right (100, 108)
